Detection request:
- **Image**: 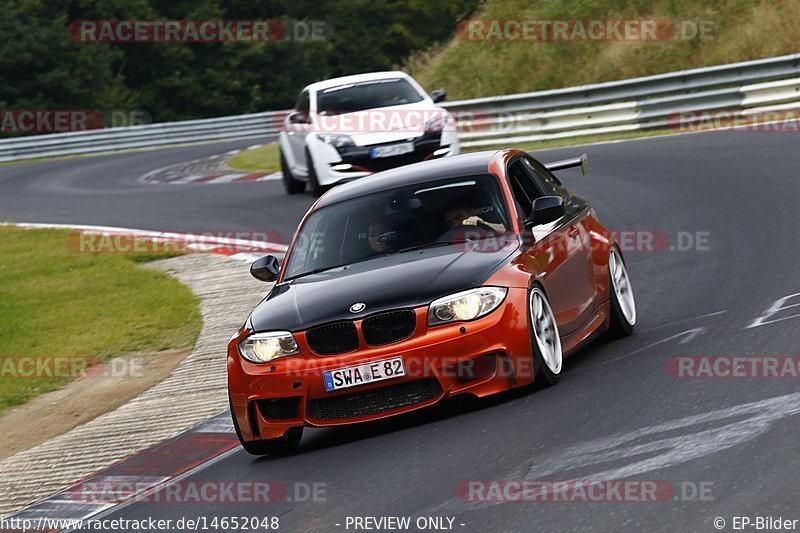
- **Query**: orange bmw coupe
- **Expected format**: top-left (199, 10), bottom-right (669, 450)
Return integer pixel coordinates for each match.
top-left (228, 149), bottom-right (636, 455)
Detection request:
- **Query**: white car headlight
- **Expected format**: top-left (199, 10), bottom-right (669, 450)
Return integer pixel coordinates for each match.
top-left (424, 115), bottom-right (447, 134)
top-left (318, 133), bottom-right (355, 148)
top-left (428, 287), bottom-right (507, 326)
top-left (238, 331), bottom-right (299, 363)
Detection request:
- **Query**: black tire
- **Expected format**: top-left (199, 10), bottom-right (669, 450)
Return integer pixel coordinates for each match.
top-left (229, 393), bottom-right (303, 456)
top-left (528, 286), bottom-right (561, 387)
top-left (606, 247), bottom-right (635, 340)
top-left (280, 150), bottom-right (305, 195)
top-left (305, 148), bottom-right (327, 197)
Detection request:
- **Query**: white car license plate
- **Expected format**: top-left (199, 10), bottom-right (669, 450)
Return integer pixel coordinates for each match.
top-left (323, 356), bottom-right (406, 392)
top-left (370, 142), bottom-right (414, 159)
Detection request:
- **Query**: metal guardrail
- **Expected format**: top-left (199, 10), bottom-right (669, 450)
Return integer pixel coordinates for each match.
top-left (2, 53), bottom-right (800, 161)
top-left (441, 53), bottom-right (800, 148)
top-left (0, 111), bottom-right (287, 162)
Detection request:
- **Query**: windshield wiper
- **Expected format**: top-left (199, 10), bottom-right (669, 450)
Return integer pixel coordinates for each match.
top-left (283, 263), bottom-right (350, 282)
top-left (396, 241), bottom-right (455, 253)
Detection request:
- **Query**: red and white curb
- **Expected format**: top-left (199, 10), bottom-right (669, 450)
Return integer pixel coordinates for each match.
top-left (9, 223), bottom-right (288, 262)
top-left (6, 414), bottom-right (239, 531)
top-left (0, 253), bottom-right (269, 524)
top-left (141, 145), bottom-right (281, 185)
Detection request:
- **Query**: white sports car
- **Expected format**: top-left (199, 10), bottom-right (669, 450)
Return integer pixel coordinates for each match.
top-left (278, 71), bottom-right (461, 196)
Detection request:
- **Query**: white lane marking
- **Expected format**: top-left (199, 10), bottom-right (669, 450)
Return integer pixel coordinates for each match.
top-left (205, 173), bottom-right (247, 184)
top-left (428, 392), bottom-right (800, 513)
top-left (520, 395), bottom-right (799, 480)
top-left (678, 327), bottom-right (707, 344)
top-left (587, 327), bottom-right (708, 369)
top-left (747, 292), bottom-right (800, 328)
top-left (170, 174), bottom-right (206, 184)
top-left (259, 171), bottom-right (282, 181)
top-left (641, 310), bottom-right (728, 332)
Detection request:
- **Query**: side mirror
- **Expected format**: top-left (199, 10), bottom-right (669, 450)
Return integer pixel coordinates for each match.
top-left (250, 255), bottom-right (281, 282)
top-left (526, 196), bottom-right (565, 227)
top-left (430, 89), bottom-right (447, 103)
top-left (287, 112), bottom-right (306, 125)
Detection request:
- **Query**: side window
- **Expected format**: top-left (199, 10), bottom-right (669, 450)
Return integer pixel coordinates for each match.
top-left (295, 91), bottom-right (310, 122)
top-left (507, 159), bottom-right (545, 220)
top-left (524, 157), bottom-right (565, 197)
top-left (296, 91), bottom-right (310, 112)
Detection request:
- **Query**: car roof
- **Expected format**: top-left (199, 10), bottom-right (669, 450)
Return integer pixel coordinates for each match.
top-left (304, 71), bottom-right (414, 94)
top-left (315, 151), bottom-right (501, 208)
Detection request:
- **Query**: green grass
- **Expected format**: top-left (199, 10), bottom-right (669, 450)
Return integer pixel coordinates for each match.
top-left (227, 143), bottom-right (281, 174)
top-left (408, 0), bottom-right (800, 100)
top-left (0, 227), bottom-right (202, 414)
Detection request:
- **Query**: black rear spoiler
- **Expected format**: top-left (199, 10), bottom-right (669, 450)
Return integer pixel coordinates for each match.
top-left (544, 153), bottom-right (588, 175)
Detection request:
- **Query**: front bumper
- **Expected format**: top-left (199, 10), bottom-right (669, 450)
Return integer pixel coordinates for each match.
top-left (228, 287), bottom-right (530, 441)
top-left (309, 128), bottom-right (461, 187)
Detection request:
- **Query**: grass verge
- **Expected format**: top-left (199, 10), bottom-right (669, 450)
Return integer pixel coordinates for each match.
top-left (227, 143), bottom-right (281, 173)
top-left (0, 227), bottom-right (202, 414)
top-left (408, 0), bottom-right (800, 100)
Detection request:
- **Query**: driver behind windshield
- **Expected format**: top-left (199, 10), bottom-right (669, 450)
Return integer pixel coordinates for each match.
top-left (443, 200), bottom-right (507, 234)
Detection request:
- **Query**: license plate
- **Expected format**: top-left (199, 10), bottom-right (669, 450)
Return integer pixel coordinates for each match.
top-left (370, 142), bottom-right (414, 159)
top-left (323, 356), bottom-right (406, 392)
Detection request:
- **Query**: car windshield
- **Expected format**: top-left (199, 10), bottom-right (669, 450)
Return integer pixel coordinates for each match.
top-left (316, 78), bottom-right (424, 115)
top-left (282, 175), bottom-right (512, 280)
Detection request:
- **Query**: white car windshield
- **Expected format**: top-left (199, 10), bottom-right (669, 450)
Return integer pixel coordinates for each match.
top-left (317, 78), bottom-right (425, 115)
top-left (282, 174), bottom-right (512, 280)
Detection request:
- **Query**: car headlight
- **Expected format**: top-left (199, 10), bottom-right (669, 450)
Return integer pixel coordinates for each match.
top-left (424, 115), bottom-right (447, 134)
top-left (238, 331), bottom-right (299, 364)
top-left (428, 287), bottom-right (507, 326)
top-left (318, 133), bottom-right (355, 148)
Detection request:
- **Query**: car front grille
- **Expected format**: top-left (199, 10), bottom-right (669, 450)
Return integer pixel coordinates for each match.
top-left (304, 309), bottom-right (417, 355)
top-left (306, 322), bottom-right (359, 355)
top-left (309, 379), bottom-right (443, 421)
top-left (337, 133), bottom-right (443, 172)
top-left (362, 309), bottom-right (416, 346)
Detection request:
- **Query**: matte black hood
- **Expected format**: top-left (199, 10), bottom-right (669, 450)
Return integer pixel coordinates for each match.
top-left (248, 239), bottom-right (519, 332)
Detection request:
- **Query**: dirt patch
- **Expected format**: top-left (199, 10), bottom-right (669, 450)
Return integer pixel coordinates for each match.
top-left (0, 347), bottom-right (190, 461)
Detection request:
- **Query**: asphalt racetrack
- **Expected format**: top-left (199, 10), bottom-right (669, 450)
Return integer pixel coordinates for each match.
top-left (1, 130), bottom-right (799, 532)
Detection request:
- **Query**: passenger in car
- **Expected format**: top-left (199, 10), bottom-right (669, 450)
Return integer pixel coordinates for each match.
top-left (443, 201), bottom-right (507, 234)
